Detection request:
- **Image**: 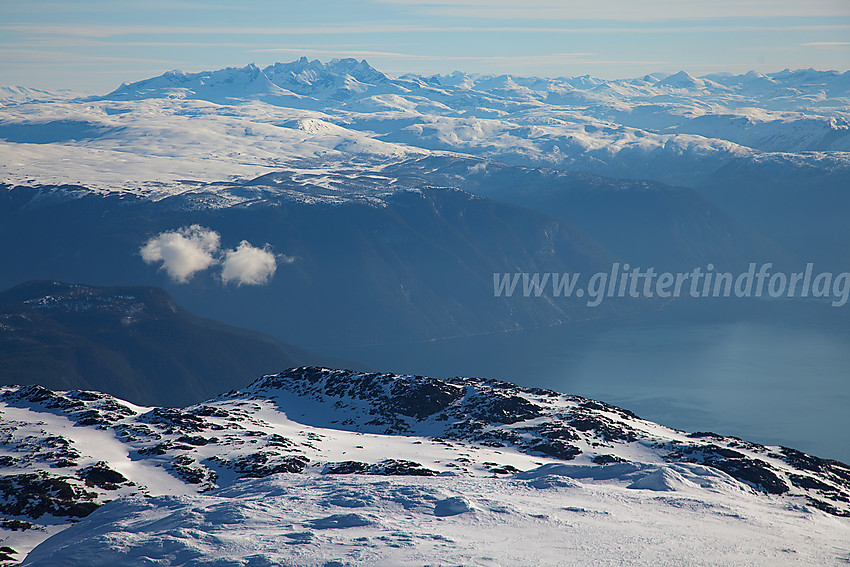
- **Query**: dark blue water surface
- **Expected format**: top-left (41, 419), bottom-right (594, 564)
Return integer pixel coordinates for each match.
top-left (331, 299), bottom-right (850, 463)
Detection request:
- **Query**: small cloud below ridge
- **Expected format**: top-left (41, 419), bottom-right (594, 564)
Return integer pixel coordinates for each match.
top-left (140, 225), bottom-right (220, 283)
top-left (140, 226), bottom-right (282, 286)
top-left (221, 241), bottom-right (277, 286)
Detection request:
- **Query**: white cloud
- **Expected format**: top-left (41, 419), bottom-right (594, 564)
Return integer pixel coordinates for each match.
top-left (375, 0), bottom-right (850, 20)
top-left (140, 225), bottom-right (220, 283)
top-left (140, 227), bottom-right (288, 287)
top-left (220, 241), bottom-right (278, 286)
top-left (802, 42), bottom-right (850, 47)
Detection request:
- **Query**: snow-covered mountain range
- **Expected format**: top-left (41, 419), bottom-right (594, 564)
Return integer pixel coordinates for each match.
top-left (1, 367), bottom-right (848, 565)
top-left (2, 58), bottom-right (848, 196)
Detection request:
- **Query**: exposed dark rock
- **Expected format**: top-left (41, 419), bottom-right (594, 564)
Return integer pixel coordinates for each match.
top-left (0, 473), bottom-right (99, 518)
top-left (2, 364), bottom-right (850, 538)
top-left (140, 407), bottom-right (208, 433)
top-left (0, 519), bottom-right (31, 531)
top-left (0, 545), bottom-right (17, 563)
top-left (788, 473), bottom-right (833, 492)
top-left (528, 440), bottom-right (581, 461)
top-left (705, 458), bottom-right (789, 495)
top-left (484, 463), bottom-right (522, 475)
top-left (168, 455), bottom-right (215, 485)
top-left (323, 461), bottom-right (372, 475)
top-left (467, 393), bottom-right (541, 425)
top-left (264, 434), bottom-right (295, 448)
top-left (593, 454), bottom-right (627, 465)
top-left (189, 406), bottom-right (232, 418)
top-left (805, 496), bottom-right (850, 517)
top-left (568, 414), bottom-right (637, 443)
top-left (781, 447), bottom-right (850, 484)
top-left (230, 452), bottom-right (309, 478)
top-left (579, 399), bottom-right (639, 419)
top-left (372, 459), bottom-right (438, 476)
top-left (78, 462), bottom-right (127, 490)
top-left (388, 379), bottom-right (463, 419)
top-left (688, 432), bottom-right (726, 441)
top-left (175, 435), bottom-right (209, 446)
top-left (538, 425), bottom-right (580, 442)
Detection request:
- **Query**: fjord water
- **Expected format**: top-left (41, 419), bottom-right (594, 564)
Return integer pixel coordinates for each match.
top-left (331, 299), bottom-right (850, 464)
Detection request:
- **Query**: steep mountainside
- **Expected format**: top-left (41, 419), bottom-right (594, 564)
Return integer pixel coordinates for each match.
top-left (383, 156), bottom-right (798, 271)
top-left (0, 182), bottom-right (636, 348)
top-left (0, 281), bottom-right (341, 406)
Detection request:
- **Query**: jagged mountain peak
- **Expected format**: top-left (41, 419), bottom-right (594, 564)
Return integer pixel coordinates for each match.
top-left (658, 70), bottom-right (702, 88)
top-left (263, 57), bottom-right (385, 80)
top-left (263, 57), bottom-right (326, 82)
top-left (327, 57), bottom-right (387, 82)
top-left (743, 70), bottom-right (770, 80)
top-left (262, 57), bottom-right (390, 98)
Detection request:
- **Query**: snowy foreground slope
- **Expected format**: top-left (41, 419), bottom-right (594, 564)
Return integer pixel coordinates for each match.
top-left (1, 367), bottom-right (848, 565)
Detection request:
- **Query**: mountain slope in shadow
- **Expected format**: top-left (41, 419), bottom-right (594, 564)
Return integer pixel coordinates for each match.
top-left (0, 281), bottom-right (350, 406)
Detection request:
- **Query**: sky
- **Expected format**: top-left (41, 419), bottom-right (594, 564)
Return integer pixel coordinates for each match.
top-left (1, 0), bottom-right (849, 93)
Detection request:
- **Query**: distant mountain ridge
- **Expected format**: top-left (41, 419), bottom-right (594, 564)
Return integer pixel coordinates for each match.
top-left (105, 63), bottom-right (298, 103)
top-left (99, 59), bottom-right (850, 110)
top-left (100, 58), bottom-right (396, 103)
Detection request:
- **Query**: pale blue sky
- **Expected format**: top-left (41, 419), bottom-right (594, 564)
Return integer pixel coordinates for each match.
top-left (1, 0), bottom-right (849, 92)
